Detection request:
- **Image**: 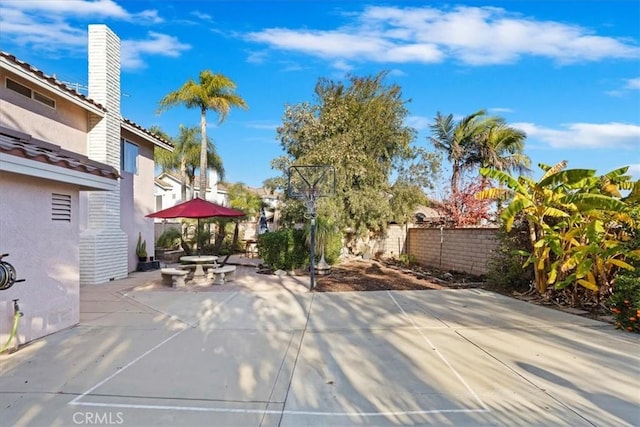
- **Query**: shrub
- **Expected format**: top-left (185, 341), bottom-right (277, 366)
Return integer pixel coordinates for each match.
top-left (156, 228), bottom-right (182, 249)
top-left (323, 232), bottom-right (342, 265)
top-left (485, 216), bottom-right (533, 293)
top-left (608, 270), bottom-right (640, 333)
top-left (258, 228), bottom-right (308, 271)
top-left (398, 253), bottom-right (418, 266)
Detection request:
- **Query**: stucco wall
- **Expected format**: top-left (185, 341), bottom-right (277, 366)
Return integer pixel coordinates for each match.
top-left (407, 227), bottom-right (499, 275)
top-left (0, 172), bottom-right (80, 344)
top-left (0, 69), bottom-right (90, 154)
top-left (120, 130), bottom-right (156, 272)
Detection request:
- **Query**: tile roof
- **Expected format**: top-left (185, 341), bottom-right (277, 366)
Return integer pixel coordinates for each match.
top-left (1, 51), bottom-right (172, 149)
top-left (121, 118), bottom-right (173, 149)
top-left (0, 126), bottom-right (119, 180)
top-left (154, 177), bottom-right (173, 189)
top-left (0, 51), bottom-right (106, 112)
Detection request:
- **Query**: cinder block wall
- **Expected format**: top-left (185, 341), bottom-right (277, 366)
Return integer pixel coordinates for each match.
top-left (407, 227), bottom-right (499, 275)
top-left (372, 224), bottom-right (407, 258)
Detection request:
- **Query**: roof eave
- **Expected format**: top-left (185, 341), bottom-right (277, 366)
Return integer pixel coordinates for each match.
top-left (121, 120), bottom-right (174, 151)
top-left (0, 55), bottom-right (106, 117)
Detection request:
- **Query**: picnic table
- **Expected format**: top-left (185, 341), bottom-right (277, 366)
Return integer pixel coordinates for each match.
top-left (180, 255), bottom-right (218, 277)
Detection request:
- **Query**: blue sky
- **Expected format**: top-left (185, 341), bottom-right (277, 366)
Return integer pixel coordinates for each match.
top-left (1, 0), bottom-right (638, 190)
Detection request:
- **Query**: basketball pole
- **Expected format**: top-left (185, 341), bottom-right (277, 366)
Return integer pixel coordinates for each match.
top-left (287, 165), bottom-right (335, 292)
top-left (309, 214), bottom-right (316, 291)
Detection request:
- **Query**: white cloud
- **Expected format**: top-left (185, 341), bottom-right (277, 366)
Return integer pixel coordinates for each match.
top-left (625, 77), bottom-right (640, 90)
top-left (489, 107), bottom-right (514, 113)
top-left (121, 32), bottom-right (191, 70)
top-left (512, 122), bottom-right (640, 149)
top-left (246, 29), bottom-right (397, 61)
top-left (245, 121), bottom-right (279, 130)
top-left (190, 11), bottom-right (213, 22)
top-left (627, 164), bottom-right (640, 179)
top-left (0, 8), bottom-right (86, 50)
top-left (332, 59), bottom-right (353, 72)
top-left (0, 0), bottom-right (160, 21)
top-left (245, 5), bottom-right (639, 68)
top-left (3, 0), bottom-right (131, 18)
top-left (0, 0), bottom-right (173, 67)
top-left (405, 115), bottom-right (431, 130)
top-left (606, 76), bottom-right (640, 96)
top-left (246, 51), bottom-right (268, 64)
top-left (388, 68), bottom-right (406, 77)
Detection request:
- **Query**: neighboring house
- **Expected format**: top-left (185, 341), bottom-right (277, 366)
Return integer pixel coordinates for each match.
top-left (153, 169), bottom-right (226, 212)
top-left (0, 25), bottom-right (172, 346)
top-left (153, 171), bottom-right (281, 242)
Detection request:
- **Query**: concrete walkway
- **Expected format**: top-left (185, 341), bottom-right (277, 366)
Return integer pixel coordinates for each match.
top-left (1, 258), bottom-right (639, 426)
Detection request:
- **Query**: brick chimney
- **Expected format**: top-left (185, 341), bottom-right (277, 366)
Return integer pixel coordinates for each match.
top-left (80, 25), bottom-right (128, 284)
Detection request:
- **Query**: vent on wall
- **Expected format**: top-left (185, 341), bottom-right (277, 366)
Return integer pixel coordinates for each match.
top-left (52, 193), bottom-right (71, 222)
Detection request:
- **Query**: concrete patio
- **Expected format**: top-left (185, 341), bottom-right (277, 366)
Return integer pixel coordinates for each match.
top-left (1, 256), bottom-right (638, 426)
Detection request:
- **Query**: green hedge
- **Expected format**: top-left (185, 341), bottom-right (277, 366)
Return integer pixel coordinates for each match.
top-left (258, 229), bottom-right (308, 271)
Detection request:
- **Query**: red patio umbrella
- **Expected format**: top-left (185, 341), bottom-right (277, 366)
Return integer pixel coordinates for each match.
top-left (146, 197), bottom-right (245, 219)
top-left (147, 197), bottom-right (245, 254)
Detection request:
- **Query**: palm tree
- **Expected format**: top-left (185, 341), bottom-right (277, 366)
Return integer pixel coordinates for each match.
top-left (158, 70), bottom-right (247, 197)
top-left (468, 123), bottom-right (530, 176)
top-left (429, 109), bottom-right (494, 197)
top-left (154, 125), bottom-right (225, 201)
top-left (177, 126), bottom-right (225, 199)
top-left (429, 110), bottom-right (530, 195)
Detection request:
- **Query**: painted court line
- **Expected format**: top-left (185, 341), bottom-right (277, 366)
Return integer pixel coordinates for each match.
top-left (69, 291), bottom-right (490, 418)
top-left (386, 291), bottom-right (490, 412)
top-left (69, 292), bottom-right (239, 406)
top-left (70, 401), bottom-right (489, 417)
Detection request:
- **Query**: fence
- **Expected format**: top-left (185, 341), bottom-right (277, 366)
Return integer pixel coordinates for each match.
top-left (406, 227), bottom-right (499, 275)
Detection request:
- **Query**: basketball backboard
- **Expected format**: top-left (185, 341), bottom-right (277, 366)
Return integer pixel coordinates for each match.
top-left (287, 165), bottom-right (336, 200)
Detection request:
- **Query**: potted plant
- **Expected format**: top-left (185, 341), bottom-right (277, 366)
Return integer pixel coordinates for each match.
top-left (136, 232), bottom-right (148, 262)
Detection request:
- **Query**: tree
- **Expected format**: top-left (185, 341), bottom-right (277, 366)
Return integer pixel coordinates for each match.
top-left (272, 71), bottom-right (438, 233)
top-left (158, 70), bottom-right (247, 197)
top-left (468, 122), bottom-right (529, 174)
top-left (429, 109), bottom-right (529, 220)
top-left (429, 110), bottom-right (492, 197)
top-left (443, 178), bottom-right (493, 226)
top-left (477, 162), bottom-right (638, 298)
top-left (221, 183), bottom-right (263, 251)
top-left (154, 126), bottom-right (225, 201)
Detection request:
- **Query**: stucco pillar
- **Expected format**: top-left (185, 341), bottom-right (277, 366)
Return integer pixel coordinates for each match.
top-left (80, 25), bottom-right (128, 284)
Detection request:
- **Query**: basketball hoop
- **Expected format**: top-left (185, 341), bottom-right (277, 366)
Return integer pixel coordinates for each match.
top-left (287, 165), bottom-right (335, 290)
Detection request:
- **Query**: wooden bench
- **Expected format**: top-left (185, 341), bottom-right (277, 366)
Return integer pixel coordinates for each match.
top-left (161, 268), bottom-right (189, 288)
top-left (207, 265), bottom-right (237, 285)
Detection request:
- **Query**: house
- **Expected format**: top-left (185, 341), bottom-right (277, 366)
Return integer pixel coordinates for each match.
top-left (153, 171), bottom-right (281, 244)
top-left (153, 169), bottom-right (226, 211)
top-left (0, 25), bottom-right (172, 346)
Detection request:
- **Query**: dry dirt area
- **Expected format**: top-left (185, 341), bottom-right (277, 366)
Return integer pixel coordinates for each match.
top-left (313, 258), bottom-right (616, 328)
top-left (314, 258), bottom-right (483, 292)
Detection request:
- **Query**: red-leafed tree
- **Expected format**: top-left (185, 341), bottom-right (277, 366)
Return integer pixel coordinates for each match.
top-left (442, 178), bottom-right (493, 226)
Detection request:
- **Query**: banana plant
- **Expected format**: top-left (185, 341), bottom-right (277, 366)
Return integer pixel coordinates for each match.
top-left (477, 162), bottom-right (639, 296)
top-left (477, 161), bottom-right (574, 293)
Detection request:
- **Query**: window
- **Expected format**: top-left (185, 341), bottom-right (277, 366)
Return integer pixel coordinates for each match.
top-left (6, 78), bottom-right (56, 109)
top-left (121, 138), bottom-right (138, 174)
top-left (33, 91), bottom-right (56, 108)
top-left (6, 78), bottom-right (31, 97)
top-left (51, 193), bottom-right (71, 222)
